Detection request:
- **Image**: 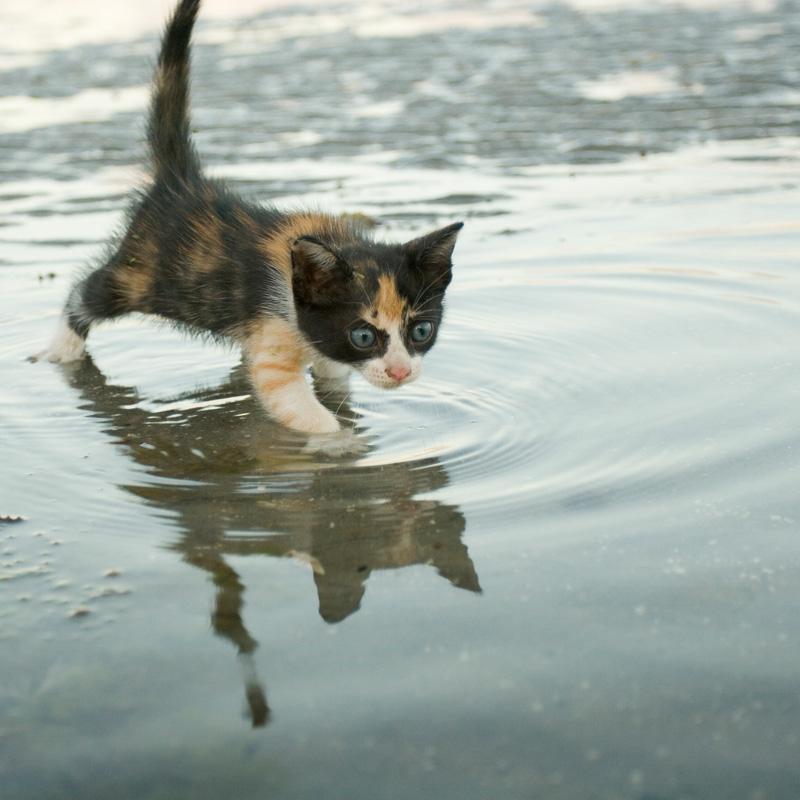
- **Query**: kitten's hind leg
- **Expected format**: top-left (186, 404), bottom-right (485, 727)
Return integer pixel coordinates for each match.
top-left (30, 285), bottom-right (88, 363)
top-left (31, 262), bottom-right (134, 363)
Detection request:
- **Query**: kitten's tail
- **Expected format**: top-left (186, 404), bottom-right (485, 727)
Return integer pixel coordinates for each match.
top-left (148, 0), bottom-right (203, 187)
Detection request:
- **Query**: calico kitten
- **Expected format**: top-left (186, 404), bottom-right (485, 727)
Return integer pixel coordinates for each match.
top-left (33, 0), bottom-right (462, 435)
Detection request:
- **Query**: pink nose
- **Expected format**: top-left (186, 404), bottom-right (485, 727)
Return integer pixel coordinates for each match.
top-left (386, 365), bottom-right (410, 382)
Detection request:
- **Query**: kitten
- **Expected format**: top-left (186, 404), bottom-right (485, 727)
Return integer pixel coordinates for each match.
top-left (33, 0), bottom-right (462, 435)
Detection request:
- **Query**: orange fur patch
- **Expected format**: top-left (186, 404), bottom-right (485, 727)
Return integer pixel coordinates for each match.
top-left (117, 265), bottom-right (152, 304)
top-left (372, 275), bottom-right (407, 329)
top-left (188, 209), bottom-right (226, 271)
top-left (256, 213), bottom-right (355, 283)
top-left (234, 207), bottom-right (260, 235)
top-left (246, 318), bottom-right (304, 364)
top-left (244, 317), bottom-right (306, 393)
top-left (116, 233), bottom-right (158, 305)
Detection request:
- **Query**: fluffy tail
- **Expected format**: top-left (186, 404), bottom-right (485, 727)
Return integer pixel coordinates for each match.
top-left (148, 0), bottom-right (203, 187)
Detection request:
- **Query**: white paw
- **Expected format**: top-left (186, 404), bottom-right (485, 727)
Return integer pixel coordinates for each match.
top-left (29, 315), bottom-right (85, 363)
top-left (29, 346), bottom-right (85, 364)
top-left (286, 406), bottom-right (340, 435)
top-left (304, 428), bottom-right (370, 457)
top-left (266, 394), bottom-right (341, 434)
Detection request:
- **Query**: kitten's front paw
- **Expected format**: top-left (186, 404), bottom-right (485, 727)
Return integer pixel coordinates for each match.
top-left (282, 404), bottom-right (340, 435)
top-left (304, 428), bottom-right (369, 457)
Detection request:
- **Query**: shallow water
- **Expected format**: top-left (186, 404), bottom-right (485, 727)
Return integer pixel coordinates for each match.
top-left (2, 2), bottom-right (800, 799)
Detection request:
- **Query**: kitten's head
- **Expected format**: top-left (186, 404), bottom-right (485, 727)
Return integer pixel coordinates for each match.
top-left (292, 222), bottom-right (462, 389)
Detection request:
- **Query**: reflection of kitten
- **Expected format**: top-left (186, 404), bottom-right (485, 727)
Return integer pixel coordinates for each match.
top-left (33, 0), bottom-right (462, 434)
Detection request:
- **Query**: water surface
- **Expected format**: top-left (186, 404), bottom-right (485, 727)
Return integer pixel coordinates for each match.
top-left (2, 2), bottom-right (800, 799)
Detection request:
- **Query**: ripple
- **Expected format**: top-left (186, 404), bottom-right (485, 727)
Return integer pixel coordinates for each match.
top-left (10, 240), bottom-right (798, 542)
top-left (345, 257), bottom-right (800, 523)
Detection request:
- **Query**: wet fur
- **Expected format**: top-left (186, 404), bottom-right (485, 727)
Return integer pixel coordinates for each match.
top-left (33, 0), bottom-right (462, 434)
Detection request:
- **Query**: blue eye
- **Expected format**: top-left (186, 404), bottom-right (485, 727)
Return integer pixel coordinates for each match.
top-left (411, 321), bottom-right (433, 343)
top-left (350, 327), bottom-right (377, 349)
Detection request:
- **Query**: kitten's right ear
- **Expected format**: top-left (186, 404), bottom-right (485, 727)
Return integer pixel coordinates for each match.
top-left (292, 236), bottom-right (352, 304)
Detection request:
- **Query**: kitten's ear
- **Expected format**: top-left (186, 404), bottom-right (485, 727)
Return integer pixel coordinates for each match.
top-left (405, 222), bottom-right (463, 289)
top-left (292, 236), bottom-right (352, 304)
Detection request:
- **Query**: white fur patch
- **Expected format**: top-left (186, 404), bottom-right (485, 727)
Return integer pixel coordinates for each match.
top-left (311, 354), bottom-right (353, 392)
top-left (30, 313), bottom-right (85, 363)
top-left (264, 379), bottom-right (340, 434)
top-left (357, 320), bottom-right (421, 389)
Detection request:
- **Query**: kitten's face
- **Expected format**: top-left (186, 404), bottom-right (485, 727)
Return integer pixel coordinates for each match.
top-left (292, 223), bottom-right (462, 389)
top-left (347, 273), bottom-right (431, 389)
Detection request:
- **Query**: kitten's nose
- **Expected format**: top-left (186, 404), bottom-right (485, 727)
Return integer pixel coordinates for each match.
top-left (386, 365), bottom-right (410, 382)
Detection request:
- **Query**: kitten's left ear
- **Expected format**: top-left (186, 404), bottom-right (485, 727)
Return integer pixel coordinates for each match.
top-left (292, 236), bottom-right (352, 304)
top-left (405, 222), bottom-right (463, 289)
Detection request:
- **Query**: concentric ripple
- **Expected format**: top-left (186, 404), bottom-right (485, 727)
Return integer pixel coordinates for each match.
top-left (12, 250), bottom-right (796, 553)
top-left (334, 256), bottom-right (800, 528)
